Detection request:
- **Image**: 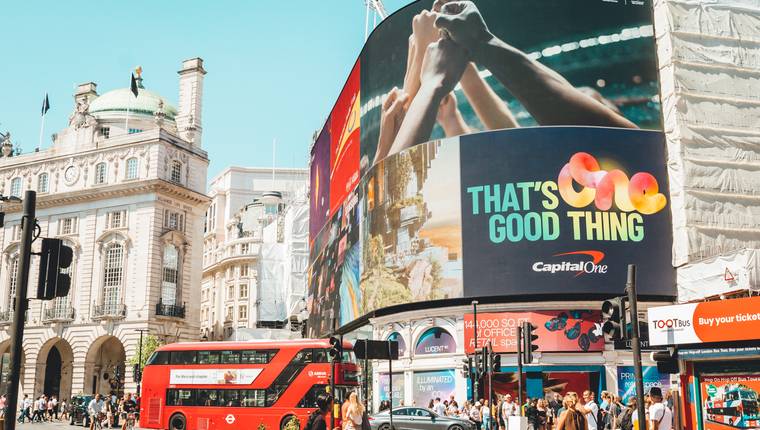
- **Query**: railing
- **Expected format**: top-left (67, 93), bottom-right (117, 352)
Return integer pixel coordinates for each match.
top-left (43, 305), bottom-right (75, 322)
top-left (156, 300), bottom-right (185, 318)
top-left (0, 310), bottom-right (12, 323)
top-left (92, 303), bottom-right (127, 319)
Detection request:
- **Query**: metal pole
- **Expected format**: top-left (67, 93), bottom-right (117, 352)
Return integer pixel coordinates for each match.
top-left (330, 314), bottom-right (336, 430)
top-left (517, 325), bottom-right (523, 413)
top-left (472, 300), bottom-right (479, 400)
top-left (136, 329), bottom-right (147, 396)
top-left (626, 264), bottom-right (646, 430)
top-left (363, 354), bottom-right (369, 412)
top-left (487, 342), bottom-right (493, 428)
top-left (388, 341), bottom-right (393, 430)
top-left (5, 190), bottom-right (36, 430)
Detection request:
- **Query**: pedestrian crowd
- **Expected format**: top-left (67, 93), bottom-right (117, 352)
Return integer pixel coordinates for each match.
top-left (85, 392), bottom-right (139, 430)
top-left (411, 386), bottom-right (673, 430)
top-left (12, 393), bottom-right (66, 423)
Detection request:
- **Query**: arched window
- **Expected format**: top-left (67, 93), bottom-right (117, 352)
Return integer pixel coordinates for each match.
top-left (415, 327), bottom-right (456, 355)
top-left (388, 332), bottom-right (407, 357)
top-left (170, 160), bottom-right (182, 184)
top-left (9, 178), bottom-right (21, 197)
top-left (102, 244), bottom-right (124, 311)
top-left (6, 256), bottom-right (18, 311)
top-left (161, 245), bottom-right (180, 306)
top-left (37, 173), bottom-right (49, 193)
top-left (94, 162), bottom-right (107, 185)
top-left (51, 247), bottom-right (75, 319)
top-left (125, 158), bottom-right (139, 180)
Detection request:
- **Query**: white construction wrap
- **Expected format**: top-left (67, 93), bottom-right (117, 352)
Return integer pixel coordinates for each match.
top-left (655, 0), bottom-right (760, 301)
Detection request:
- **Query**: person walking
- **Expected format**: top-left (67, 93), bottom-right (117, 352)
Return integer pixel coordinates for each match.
top-left (434, 397), bottom-right (447, 416)
top-left (579, 391), bottom-right (600, 430)
top-left (535, 399), bottom-right (548, 430)
top-left (482, 399), bottom-right (492, 430)
top-left (343, 392), bottom-right (365, 430)
top-left (557, 395), bottom-right (586, 430)
top-left (604, 395), bottom-right (622, 430)
top-left (646, 388), bottom-right (672, 430)
top-left (618, 398), bottom-right (636, 430)
top-left (501, 394), bottom-right (518, 429)
top-left (471, 401), bottom-right (483, 430)
top-left (306, 394), bottom-right (332, 430)
top-left (18, 394), bottom-right (32, 423)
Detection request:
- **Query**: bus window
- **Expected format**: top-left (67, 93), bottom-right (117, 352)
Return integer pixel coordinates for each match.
top-left (197, 389), bottom-right (220, 407)
top-left (221, 389), bottom-right (241, 407)
top-left (240, 390), bottom-right (266, 407)
top-left (197, 351), bottom-right (220, 365)
top-left (298, 385), bottom-right (327, 408)
top-left (342, 350), bottom-right (356, 363)
top-left (313, 349), bottom-right (328, 363)
top-left (170, 351), bottom-right (197, 365)
top-left (147, 351), bottom-right (169, 365)
top-left (167, 389), bottom-right (195, 406)
top-left (220, 351), bottom-right (240, 364)
top-left (240, 350), bottom-right (277, 364)
top-left (294, 350), bottom-right (313, 364)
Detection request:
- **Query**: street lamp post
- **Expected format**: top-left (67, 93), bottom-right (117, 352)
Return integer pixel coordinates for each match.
top-left (135, 329), bottom-right (149, 396)
top-left (472, 300), bottom-right (479, 400)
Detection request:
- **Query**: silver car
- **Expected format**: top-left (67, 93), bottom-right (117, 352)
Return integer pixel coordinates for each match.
top-left (368, 407), bottom-right (475, 430)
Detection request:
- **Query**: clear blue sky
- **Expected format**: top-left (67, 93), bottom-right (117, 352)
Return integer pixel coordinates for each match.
top-left (1, 0), bottom-right (410, 178)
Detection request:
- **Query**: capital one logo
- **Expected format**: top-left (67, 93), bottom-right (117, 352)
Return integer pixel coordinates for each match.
top-left (532, 250), bottom-right (608, 277)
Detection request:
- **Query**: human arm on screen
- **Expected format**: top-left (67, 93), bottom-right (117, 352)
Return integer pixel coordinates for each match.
top-left (403, 9), bottom-right (440, 101)
top-left (435, 1), bottom-right (637, 129)
top-left (437, 92), bottom-right (470, 136)
top-left (390, 38), bottom-right (469, 155)
top-left (459, 62), bottom-right (518, 129)
top-left (374, 87), bottom-right (410, 165)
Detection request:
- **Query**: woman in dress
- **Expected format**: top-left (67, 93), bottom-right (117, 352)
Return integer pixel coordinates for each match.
top-left (343, 392), bottom-right (365, 430)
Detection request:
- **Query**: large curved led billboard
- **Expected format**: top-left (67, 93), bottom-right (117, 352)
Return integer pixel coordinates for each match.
top-left (308, 0), bottom-right (672, 336)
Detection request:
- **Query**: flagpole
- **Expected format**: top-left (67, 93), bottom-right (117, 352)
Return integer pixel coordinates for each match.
top-left (37, 112), bottom-right (45, 151)
top-left (125, 105), bottom-right (130, 135)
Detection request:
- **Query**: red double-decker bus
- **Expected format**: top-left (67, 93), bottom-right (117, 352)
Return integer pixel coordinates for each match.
top-left (139, 339), bottom-right (359, 430)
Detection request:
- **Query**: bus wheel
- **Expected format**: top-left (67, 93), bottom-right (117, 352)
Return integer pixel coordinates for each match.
top-left (169, 413), bottom-right (187, 430)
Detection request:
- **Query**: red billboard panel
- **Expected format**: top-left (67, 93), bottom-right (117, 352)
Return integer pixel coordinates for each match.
top-left (329, 59), bottom-right (361, 216)
top-left (463, 310), bottom-right (603, 354)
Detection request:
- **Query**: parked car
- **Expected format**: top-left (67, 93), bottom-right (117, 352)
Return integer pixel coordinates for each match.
top-left (368, 407), bottom-right (474, 430)
top-left (69, 395), bottom-right (93, 427)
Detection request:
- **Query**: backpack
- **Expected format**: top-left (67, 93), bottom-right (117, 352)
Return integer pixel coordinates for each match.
top-left (618, 408), bottom-right (633, 430)
top-left (596, 406), bottom-right (605, 429)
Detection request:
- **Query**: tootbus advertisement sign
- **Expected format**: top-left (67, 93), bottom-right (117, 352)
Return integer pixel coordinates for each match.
top-left (648, 296), bottom-right (760, 346)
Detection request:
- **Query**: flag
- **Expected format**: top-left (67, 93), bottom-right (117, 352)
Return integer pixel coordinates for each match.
top-left (41, 93), bottom-right (50, 116)
top-left (130, 73), bottom-right (139, 98)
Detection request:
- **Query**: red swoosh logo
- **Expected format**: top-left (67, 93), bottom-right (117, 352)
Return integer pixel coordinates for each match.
top-left (552, 250), bottom-right (605, 277)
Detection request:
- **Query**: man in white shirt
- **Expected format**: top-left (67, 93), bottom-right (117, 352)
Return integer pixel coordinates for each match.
top-left (88, 394), bottom-right (105, 430)
top-left (648, 388), bottom-right (673, 430)
top-left (433, 397), bottom-right (447, 416)
top-left (580, 390), bottom-right (600, 430)
top-left (500, 394), bottom-right (518, 429)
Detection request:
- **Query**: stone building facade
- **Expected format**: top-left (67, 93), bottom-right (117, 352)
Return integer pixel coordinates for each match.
top-left (0, 58), bottom-right (209, 399)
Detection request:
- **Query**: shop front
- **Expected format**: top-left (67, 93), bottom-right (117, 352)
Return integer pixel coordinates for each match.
top-left (649, 295), bottom-right (760, 430)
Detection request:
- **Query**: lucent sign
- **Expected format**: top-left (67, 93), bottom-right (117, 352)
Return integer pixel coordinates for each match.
top-left (648, 296), bottom-right (760, 346)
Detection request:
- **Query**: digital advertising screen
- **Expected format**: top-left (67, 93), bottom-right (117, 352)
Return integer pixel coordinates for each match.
top-left (307, 0), bottom-right (671, 336)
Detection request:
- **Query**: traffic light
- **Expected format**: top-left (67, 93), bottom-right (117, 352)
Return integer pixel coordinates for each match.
top-left (652, 349), bottom-right (679, 374)
top-left (329, 336), bottom-right (343, 361)
top-left (461, 358), bottom-right (471, 378)
top-left (37, 238), bottom-right (74, 300)
top-left (491, 353), bottom-right (501, 372)
top-left (480, 346), bottom-right (489, 377)
top-left (133, 363), bottom-right (142, 383)
top-left (521, 322), bottom-right (539, 364)
top-left (602, 296), bottom-right (627, 340)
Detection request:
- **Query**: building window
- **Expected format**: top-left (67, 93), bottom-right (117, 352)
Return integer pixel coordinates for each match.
top-left (265, 204), bottom-right (278, 215)
top-left (226, 306), bottom-right (234, 321)
top-left (100, 127), bottom-right (110, 139)
top-left (128, 128), bottom-right (142, 134)
top-left (238, 305), bottom-right (248, 320)
top-left (170, 160), bottom-right (182, 184)
top-left (11, 225), bottom-right (22, 242)
top-left (6, 256), bottom-right (18, 311)
top-left (227, 284), bottom-right (235, 301)
top-left (106, 211), bottom-right (126, 229)
top-left (126, 158), bottom-right (138, 180)
top-left (239, 284), bottom-right (248, 299)
top-left (9, 178), bottom-right (21, 197)
top-left (58, 217), bottom-right (77, 236)
top-left (164, 211), bottom-right (184, 231)
top-left (94, 163), bottom-right (107, 185)
top-left (37, 173), bottom-right (49, 193)
top-left (162, 245), bottom-right (180, 306)
top-left (102, 244), bottom-right (124, 308)
top-left (241, 243), bottom-right (249, 254)
top-left (240, 265), bottom-right (249, 277)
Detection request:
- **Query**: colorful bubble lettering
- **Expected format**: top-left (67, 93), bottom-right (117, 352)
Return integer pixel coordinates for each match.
top-left (557, 152), bottom-right (666, 214)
